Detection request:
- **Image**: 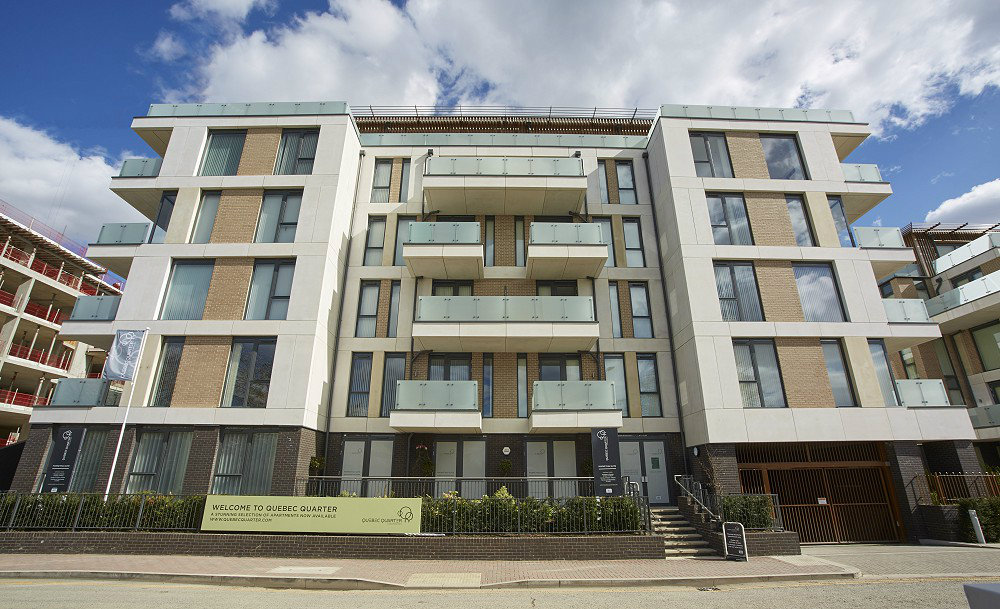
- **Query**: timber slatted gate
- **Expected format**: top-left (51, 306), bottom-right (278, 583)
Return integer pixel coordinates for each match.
top-left (737, 442), bottom-right (903, 543)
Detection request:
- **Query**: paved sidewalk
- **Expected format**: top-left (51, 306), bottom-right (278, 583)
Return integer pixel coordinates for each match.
top-left (802, 544), bottom-right (1000, 579)
top-left (0, 553), bottom-right (856, 589)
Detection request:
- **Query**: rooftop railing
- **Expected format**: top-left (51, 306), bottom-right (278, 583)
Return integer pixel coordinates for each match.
top-left (415, 296), bottom-right (595, 323)
top-left (425, 156), bottom-right (584, 177)
top-left (924, 270), bottom-right (1000, 317)
top-left (660, 104), bottom-right (856, 124)
top-left (932, 233), bottom-right (1000, 275)
top-left (841, 163), bottom-right (883, 182)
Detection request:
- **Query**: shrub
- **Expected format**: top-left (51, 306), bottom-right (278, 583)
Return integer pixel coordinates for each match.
top-left (1, 493), bottom-right (205, 531)
top-left (957, 497), bottom-right (1000, 543)
top-left (721, 494), bottom-right (777, 529)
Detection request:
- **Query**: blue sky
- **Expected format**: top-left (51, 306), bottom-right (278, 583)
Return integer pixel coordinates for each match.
top-left (0, 0), bottom-right (997, 242)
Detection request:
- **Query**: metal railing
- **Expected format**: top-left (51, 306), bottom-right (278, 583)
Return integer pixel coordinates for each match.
top-left (425, 156), bottom-right (585, 177)
top-left (673, 475), bottom-right (783, 530)
top-left (933, 232), bottom-right (1000, 275)
top-left (296, 476), bottom-right (599, 499)
top-left (841, 163), bottom-right (884, 182)
top-left (926, 473), bottom-right (1000, 504)
top-left (415, 295), bottom-right (595, 323)
top-left (660, 104), bottom-right (856, 124)
top-left (925, 270), bottom-right (1000, 317)
top-left (1, 493), bottom-right (204, 531)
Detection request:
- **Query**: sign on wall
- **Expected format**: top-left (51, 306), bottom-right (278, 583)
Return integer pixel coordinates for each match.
top-left (590, 427), bottom-right (622, 496)
top-left (42, 427), bottom-right (86, 492)
top-left (200, 495), bottom-right (422, 534)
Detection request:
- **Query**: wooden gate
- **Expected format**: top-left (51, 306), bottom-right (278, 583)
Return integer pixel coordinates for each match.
top-left (738, 442), bottom-right (903, 544)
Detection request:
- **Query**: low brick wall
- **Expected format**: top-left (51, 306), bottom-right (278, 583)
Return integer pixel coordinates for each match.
top-left (676, 497), bottom-right (800, 556)
top-left (0, 531), bottom-right (665, 561)
top-left (919, 504), bottom-right (962, 542)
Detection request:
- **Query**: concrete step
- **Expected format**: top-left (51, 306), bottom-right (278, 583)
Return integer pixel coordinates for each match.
top-left (653, 525), bottom-right (698, 533)
top-left (658, 532), bottom-right (702, 541)
top-left (651, 515), bottom-right (687, 523)
top-left (663, 539), bottom-right (710, 548)
top-left (664, 547), bottom-right (717, 557)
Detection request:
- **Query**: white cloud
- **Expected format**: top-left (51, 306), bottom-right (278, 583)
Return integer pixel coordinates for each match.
top-left (0, 117), bottom-right (145, 245)
top-left (925, 179), bottom-right (1000, 223)
top-left (170, 0), bottom-right (272, 22)
top-left (151, 31), bottom-right (186, 61)
top-left (931, 171), bottom-right (955, 184)
top-left (158, 0), bottom-right (1000, 134)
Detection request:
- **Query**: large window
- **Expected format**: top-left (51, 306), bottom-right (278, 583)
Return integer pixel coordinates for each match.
top-left (275, 129), bottom-right (318, 175)
top-left (484, 216), bottom-right (495, 267)
top-left (399, 159), bottom-right (411, 201)
top-left (246, 260), bottom-right (294, 320)
top-left (394, 216), bottom-right (415, 266)
top-left (221, 337), bottom-right (276, 408)
top-left (609, 281), bottom-right (623, 338)
top-left (952, 267), bottom-right (984, 289)
top-left (828, 196), bottom-right (854, 247)
top-left (380, 353), bottom-right (406, 416)
top-left (347, 353), bottom-right (373, 417)
top-left (200, 130), bottom-right (246, 176)
top-left (149, 192), bottom-right (176, 244)
top-left (387, 280), bottom-right (401, 338)
top-left (125, 430), bottom-right (193, 494)
top-left (604, 353), bottom-right (628, 416)
top-left (785, 195), bottom-right (815, 247)
top-left (160, 260), bottom-right (214, 320)
top-left (482, 354), bottom-right (493, 418)
top-left (255, 191), bottom-right (300, 243)
top-left (714, 261), bottom-right (763, 321)
top-left (623, 218), bottom-right (645, 267)
top-left (539, 354), bottom-right (581, 381)
top-left (868, 339), bottom-right (899, 407)
top-left (432, 280), bottom-right (473, 296)
top-left (66, 429), bottom-right (108, 492)
top-left (517, 353), bottom-right (528, 418)
top-left (595, 217), bottom-right (614, 267)
top-left (708, 193), bottom-right (752, 245)
top-left (637, 354), bottom-right (662, 416)
top-left (760, 134), bottom-right (807, 180)
top-left (972, 321), bottom-right (1000, 371)
top-left (629, 282), bottom-right (653, 338)
top-left (211, 431), bottom-right (278, 495)
top-left (821, 340), bottom-right (856, 407)
top-left (149, 337), bottom-right (185, 407)
top-left (598, 160), bottom-right (610, 204)
top-left (616, 161), bottom-right (637, 204)
top-left (372, 159), bottom-right (392, 203)
top-left (690, 132), bottom-right (734, 178)
top-left (429, 353), bottom-right (471, 380)
top-left (515, 216), bottom-right (526, 266)
top-left (364, 217), bottom-right (386, 265)
top-left (793, 263), bottom-right (846, 322)
top-left (537, 280), bottom-right (577, 296)
top-left (190, 191), bottom-right (220, 243)
top-left (733, 339), bottom-right (786, 408)
top-left (356, 281), bottom-right (380, 338)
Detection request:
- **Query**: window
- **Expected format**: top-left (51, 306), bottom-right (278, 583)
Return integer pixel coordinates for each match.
top-left (394, 216), bottom-right (415, 266)
top-left (785, 195), bottom-right (815, 247)
top-left (432, 280), bottom-right (473, 296)
top-left (363, 217), bottom-right (386, 266)
top-left (609, 281), bottom-right (623, 338)
top-left (623, 218), bottom-right (645, 267)
top-left (879, 281), bottom-right (894, 298)
top-left (971, 321), bottom-right (1000, 371)
top-left (934, 339), bottom-right (965, 405)
top-left (714, 262), bottom-right (763, 321)
top-left (595, 217), bottom-right (614, 267)
top-left (399, 159), bottom-right (411, 202)
top-left (760, 134), bottom-right (807, 180)
top-left (793, 264), bottom-right (846, 322)
top-left (517, 353), bottom-right (528, 417)
top-left (125, 431), bottom-right (193, 494)
top-left (539, 354), bottom-right (581, 381)
top-left (160, 261), bottom-right (214, 320)
top-left (484, 216), bottom-right (495, 266)
top-left (821, 340), bottom-right (856, 407)
top-left (246, 260), bottom-right (294, 320)
top-left (372, 159), bottom-right (392, 203)
top-left (149, 192), bottom-right (176, 244)
top-left (347, 353), bottom-right (373, 417)
top-left (952, 267), bottom-right (984, 289)
top-left (515, 217), bottom-right (526, 266)
top-left (387, 280), bottom-right (401, 338)
top-left (200, 130), bottom-right (246, 176)
top-left (616, 161), bottom-right (637, 204)
top-left (828, 196), bottom-right (854, 247)
top-left (482, 355), bottom-right (493, 418)
top-left (604, 353), bottom-right (628, 416)
top-left (598, 160), bottom-right (609, 204)
top-left (275, 129), bottom-right (318, 175)
top-left (66, 429), bottom-right (108, 492)
top-left (356, 281), bottom-right (380, 338)
top-left (190, 191), bottom-right (220, 243)
top-left (221, 337), bottom-right (276, 408)
top-left (733, 339), bottom-right (786, 408)
top-left (629, 282), bottom-right (653, 338)
top-left (150, 338), bottom-right (184, 407)
top-left (707, 193), bottom-right (752, 245)
top-left (380, 353), bottom-right (406, 416)
top-left (429, 353), bottom-right (471, 380)
top-left (255, 191), bottom-right (301, 243)
top-left (211, 431), bottom-right (278, 495)
top-left (868, 339), bottom-right (899, 407)
top-left (637, 354), bottom-right (662, 416)
top-left (537, 281), bottom-right (577, 296)
top-left (689, 132), bottom-right (734, 178)
top-left (934, 242), bottom-right (962, 257)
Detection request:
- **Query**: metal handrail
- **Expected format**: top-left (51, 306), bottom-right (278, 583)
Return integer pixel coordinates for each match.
top-left (673, 474), bottom-right (721, 521)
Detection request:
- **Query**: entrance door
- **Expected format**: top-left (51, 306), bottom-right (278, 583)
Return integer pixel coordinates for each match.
top-left (643, 441), bottom-right (670, 504)
top-left (366, 440), bottom-right (394, 497)
top-left (620, 442), bottom-right (642, 493)
top-left (461, 440), bottom-right (486, 498)
top-left (435, 441), bottom-right (458, 496)
top-left (341, 440), bottom-right (365, 496)
top-left (526, 441), bottom-right (549, 498)
top-left (552, 440), bottom-right (577, 497)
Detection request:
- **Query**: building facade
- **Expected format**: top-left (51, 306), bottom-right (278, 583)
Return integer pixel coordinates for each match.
top-left (11, 102), bottom-right (982, 543)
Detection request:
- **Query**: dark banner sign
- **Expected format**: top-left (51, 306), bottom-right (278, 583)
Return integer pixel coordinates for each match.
top-left (723, 521), bottom-right (748, 561)
top-left (42, 427), bottom-right (86, 492)
top-left (590, 427), bottom-right (622, 496)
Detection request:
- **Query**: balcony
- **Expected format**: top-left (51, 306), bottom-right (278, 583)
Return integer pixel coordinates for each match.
top-left (924, 270), bottom-right (1000, 332)
top-left (0, 389), bottom-right (48, 408)
top-left (894, 379), bottom-right (951, 408)
top-left (48, 378), bottom-right (122, 407)
top-left (882, 298), bottom-right (939, 351)
top-left (412, 295), bottom-right (598, 352)
top-left (95, 223), bottom-right (150, 245)
top-left (841, 163), bottom-right (883, 183)
top-left (969, 404), bottom-right (1000, 430)
top-left (422, 156), bottom-right (587, 215)
top-left (118, 158), bottom-right (161, 177)
top-left (22, 300), bottom-right (67, 326)
top-left (933, 232), bottom-right (1000, 275)
top-left (530, 381), bottom-right (622, 432)
top-left (838, 164), bottom-right (892, 222)
top-left (68, 295), bottom-right (120, 321)
top-left (883, 299), bottom-right (930, 323)
top-left (388, 380), bottom-right (482, 432)
top-left (87, 223), bottom-right (151, 277)
top-left (7, 344), bottom-right (71, 372)
top-left (854, 226), bottom-right (913, 277)
top-left (527, 222), bottom-right (609, 279)
top-left (403, 222), bottom-right (484, 279)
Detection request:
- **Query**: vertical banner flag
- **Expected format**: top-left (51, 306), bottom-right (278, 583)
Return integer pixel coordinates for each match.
top-left (591, 427), bottom-right (623, 496)
top-left (103, 330), bottom-right (146, 381)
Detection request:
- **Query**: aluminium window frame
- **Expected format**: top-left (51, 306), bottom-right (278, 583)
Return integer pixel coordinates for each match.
top-left (713, 260), bottom-right (765, 322)
top-left (689, 131), bottom-right (734, 178)
top-left (820, 338), bottom-right (858, 408)
top-left (733, 338), bottom-right (788, 408)
top-left (759, 133), bottom-right (809, 180)
top-left (246, 259), bottom-right (295, 321)
top-left (274, 128), bottom-right (319, 175)
top-left (355, 280), bottom-right (381, 338)
top-left (622, 217), bottom-right (646, 267)
top-left (707, 192), bottom-right (754, 246)
top-left (221, 336), bottom-right (277, 409)
top-left (255, 190), bottom-right (302, 243)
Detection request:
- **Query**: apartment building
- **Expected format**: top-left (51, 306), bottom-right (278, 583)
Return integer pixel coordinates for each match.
top-left (0, 200), bottom-right (116, 446)
top-left (11, 102), bottom-right (980, 544)
top-left (878, 223), bottom-right (1000, 468)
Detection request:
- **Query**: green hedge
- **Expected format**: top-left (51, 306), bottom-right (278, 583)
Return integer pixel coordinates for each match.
top-left (721, 494), bottom-right (778, 530)
top-left (957, 497), bottom-right (1000, 543)
top-left (0, 493), bottom-right (205, 531)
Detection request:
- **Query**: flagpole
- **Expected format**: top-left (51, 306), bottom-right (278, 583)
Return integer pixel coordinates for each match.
top-left (103, 328), bottom-right (150, 501)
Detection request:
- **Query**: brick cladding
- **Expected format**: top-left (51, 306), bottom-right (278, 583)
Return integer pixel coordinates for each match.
top-left (954, 330), bottom-right (985, 375)
top-left (388, 158), bottom-right (404, 203)
top-left (170, 337), bottom-right (232, 407)
top-left (182, 428), bottom-right (219, 494)
top-left (9, 424), bottom-right (52, 492)
top-left (236, 128), bottom-right (282, 176)
top-left (755, 261), bottom-right (804, 321)
top-left (981, 258), bottom-right (1000, 275)
top-left (375, 278), bottom-right (395, 338)
top-left (202, 257), bottom-right (254, 319)
top-left (96, 426), bottom-right (136, 494)
top-left (774, 338), bottom-right (836, 407)
top-left (744, 192), bottom-right (797, 247)
top-left (603, 160), bottom-right (620, 204)
top-left (616, 280), bottom-right (635, 338)
top-left (724, 132), bottom-right (769, 179)
top-left (210, 189), bottom-right (265, 243)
